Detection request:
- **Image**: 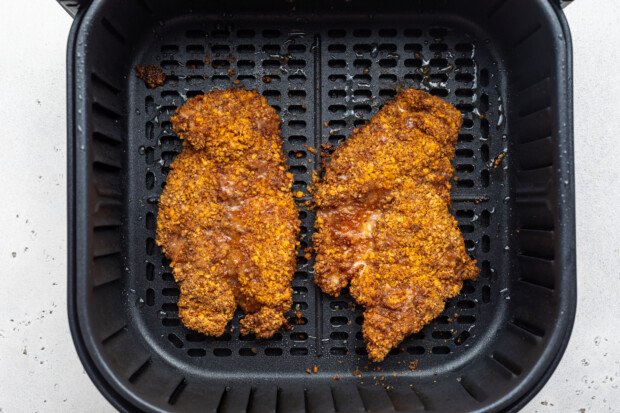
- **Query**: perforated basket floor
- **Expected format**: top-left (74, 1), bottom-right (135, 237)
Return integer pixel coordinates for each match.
top-left (69, 1), bottom-right (576, 412)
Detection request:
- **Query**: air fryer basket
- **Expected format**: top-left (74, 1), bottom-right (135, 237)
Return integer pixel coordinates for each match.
top-left (66, 0), bottom-right (576, 412)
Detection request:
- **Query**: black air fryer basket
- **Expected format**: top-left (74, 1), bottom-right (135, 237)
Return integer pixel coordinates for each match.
top-left (65, 0), bottom-right (576, 411)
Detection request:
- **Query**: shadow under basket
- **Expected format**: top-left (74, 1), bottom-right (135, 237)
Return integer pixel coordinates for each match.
top-left (66, 0), bottom-right (576, 412)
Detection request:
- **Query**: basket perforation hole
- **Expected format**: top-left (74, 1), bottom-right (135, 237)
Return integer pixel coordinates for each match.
top-left (262, 44), bottom-right (280, 53)
top-left (329, 135), bottom-right (346, 145)
top-left (328, 29), bottom-right (346, 38)
top-left (239, 348), bottom-right (257, 356)
top-left (456, 73), bottom-right (474, 83)
top-left (479, 68), bottom-right (490, 87)
top-left (481, 235), bottom-right (490, 253)
top-left (162, 287), bottom-right (179, 296)
top-left (456, 43), bottom-right (474, 52)
top-left (146, 262), bottom-right (154, 281)
top-left (458, 315), bottom-right (476, 324)
top-left (188, 349), bottom-right (206, 357)
top-left (211, 29), bottom-right (230, 38)
top-left (211, 44), bottom-right (230, 54)
top-left (482, 285), bottom-right (491, 303)
top-left (457, 300), bottom-right (475, 309)
top-left (454, 331), bottom-right (471, 345)
top-left (145, 237), bottom-right (155, 255)
top-left (355, 347), bottom-right (368, 355)
top-left (168, 333), bottom-right (183, 348)
top-left (329, 300), bottom-right (349, 310)
top-left (162, 318), bottom-right (180, 326)
top-left (237, 44), bottom-right (255, 53)
top-left (185, 30), bottom-right (205, 39)
top-left (430, 88), bottom-right (449, 97)
top-left (378, 28), bottom-right (397, 37)
top-left (432, 331), bottom-right (453, 340)
top-left (290, 348), bottom-right (308, 356)
top-left (186, 332), bottom-right (206, 342)
top-left (160, 60), bottom-right (180, 70)
top-left (481, 144), bottom-right (490, 161)
top-left (329, 59), bottom-right (347, 68)
top-left (291, 332), bottom-right (308, 341)
top-left (348, 28), bottom-right (369, 37)
top-left (330, 332), bottom-right (349, 340)
top-left (186, 44), bottom-right (204, 54)
top-left (456, 89), bottom-right (475, 97)
top-left (288, 90), bottom-right (307, 98)
top-left (330, 316), bottom-right (349, 326)
top-left (407, 346), bottom-right (425, 355)
top-left (380, 74), bottom-right (398, 83)
top-left (481, 119), bottom-right (490, 140)
top-left (480, 210), bottom-right (491, 227)
top-left (404, 43), bottom-right (423, 52)
top-left (432, 346), bottom-right (451, 355)
top-left (429, 43), bottom-right (448, 52)
top-left (161, 45), bottom-right (179, 54)
top-left (379, 58), bottom-right (397, 68)
top-left (353, 44), bottom-right (372, 53)
top-left (288, 44), bottom-right (306, 53)
top-left (456, 164), bottom-right (474, 173)
top-left (354, 59), bottom-right (372, 68)
top-left (481, 170), bottom-right (490, 187)
top-left (214, 348), bottom-right (232, 357)
top-left (354, 89), bottom-right (372, 99)
top-left (330, 347), bottom-right (348, 355)
top-left (265, 348), bottom-right (283, 356)
top-left (404, 59), bottom-right (422, 68)
top-left (429, 58), bottom-right (448, 67)
top-left (480, 93), bottom-right (490, 112)
top-left (146, 288), bottom-right (154, 306)
top-left (328, 44), bottom-right (346, 53)
top-left (328, 74), bottom-right (346, 82)
top-left (455, 58), bottom-right (474, 67)
top-left (328, 89), bottom-right (346, 99)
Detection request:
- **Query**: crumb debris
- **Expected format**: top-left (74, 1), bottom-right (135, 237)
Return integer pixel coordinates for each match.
top-left (135, 65), bottom-right (165, 89)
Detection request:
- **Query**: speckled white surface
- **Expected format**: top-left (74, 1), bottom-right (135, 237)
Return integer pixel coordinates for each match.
top-left (0, 0), bottom-right (618, 412)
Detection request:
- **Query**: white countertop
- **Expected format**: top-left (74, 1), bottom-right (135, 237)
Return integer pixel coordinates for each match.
top-left (1, 0), bottom-right (618, 411)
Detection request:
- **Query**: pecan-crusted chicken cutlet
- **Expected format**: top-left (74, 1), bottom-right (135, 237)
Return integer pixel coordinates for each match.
top-left (313, 89), bottom-right (478, 361)
top-left (157, 89), bottom-right (299, 338)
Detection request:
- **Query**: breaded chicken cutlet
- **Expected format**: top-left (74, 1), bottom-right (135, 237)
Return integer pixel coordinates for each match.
top-left (313, 89), bottom-right (478, 361)
top-left (157, 89), bottom-right (299, 339)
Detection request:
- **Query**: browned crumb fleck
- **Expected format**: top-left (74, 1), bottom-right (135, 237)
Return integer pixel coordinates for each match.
top-left (312, 364), bottom-right (319, 374)
top-left (353, 368), bottom-right (362, 378)
top-left (262, 75), bottom-right (272, 84)
top-left (306, 146), bottom-right (317, 155)
top-left (227, 68), bottom-right (236, 77)
top-left (294, 308), bottom-right (304, 324)
top-left (294, 191), bottom-right (304, 199)
top-left (233, 79), bottom-right (240, 85)
top-left (251, 347), bottom-right (257, 354)
top-left (305, 368), bottom-right (312, 374)
top-left (295, 151), bottom-right (304, 158)
top-left (409, 360), bottom-right (419, 371)
top-left (323, 121), bottom-right (329, 128)
top-left (492, 150), bottom-right (507, 168)
top-left (204, 57), bottom-right (211, 65)
top-left (135, 65), bottom-right (165, 89)
top-left (332, 374), bottom-right (340, 381)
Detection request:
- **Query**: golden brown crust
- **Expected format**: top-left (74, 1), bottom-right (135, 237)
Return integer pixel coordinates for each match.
top-left (313, 89), bottom-right (478, 361)
top-left (157, 89), bottom-right (299, 338)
